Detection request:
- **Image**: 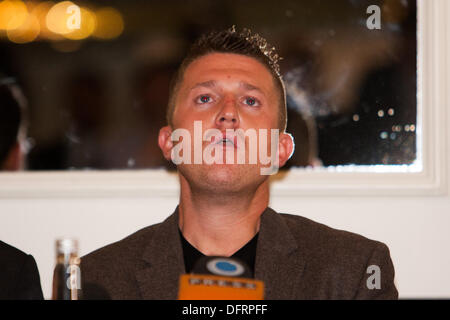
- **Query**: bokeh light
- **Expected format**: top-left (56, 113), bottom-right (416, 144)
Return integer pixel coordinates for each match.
top-left (1, 1), bottom-right (125, 43)
top-left (63, 7), bottom-right (96, 40)
top-left (32, 1), bottom-right (62, 40)
top-left (93, 7), bottom-right (124, 40)
top-left (6, 9), bottom-right (40, 43)
top-left (0, 0), bottom-right (28, 30)
top-left (46, 1), bottom-right (78, 35)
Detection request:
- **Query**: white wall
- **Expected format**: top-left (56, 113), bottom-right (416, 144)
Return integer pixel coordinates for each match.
top-left (1, 188), bottom-right (450, 299)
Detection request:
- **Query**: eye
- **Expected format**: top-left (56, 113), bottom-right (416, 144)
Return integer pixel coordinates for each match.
top-left (244, 97), bottom-right (259, 107)
top-left (196, 95), bottom-right (212, 104)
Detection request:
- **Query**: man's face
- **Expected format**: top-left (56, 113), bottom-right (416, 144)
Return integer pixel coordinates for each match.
top-left (159, 52), bottom-right (292, 193)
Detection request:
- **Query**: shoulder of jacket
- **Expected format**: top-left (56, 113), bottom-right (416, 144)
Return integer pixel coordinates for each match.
top-left (278, 212), bottom-right (386, 257)
top-left (0, 240), bottom-right (29, 265)
top-left (81, 221), bottom-right (162, 266)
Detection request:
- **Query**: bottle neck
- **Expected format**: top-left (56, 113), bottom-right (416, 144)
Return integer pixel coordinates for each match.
top-left (56, 253), bottom-right (80, 267)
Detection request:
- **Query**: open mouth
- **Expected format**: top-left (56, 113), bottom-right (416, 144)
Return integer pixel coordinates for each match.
top-left (206, 132), bottom-right (241, 150)
top-left (218, 138), bottom-right (235, 148)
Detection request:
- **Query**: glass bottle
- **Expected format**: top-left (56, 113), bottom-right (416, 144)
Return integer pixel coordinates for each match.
top-left (51, 238), bottom-right (82, 300)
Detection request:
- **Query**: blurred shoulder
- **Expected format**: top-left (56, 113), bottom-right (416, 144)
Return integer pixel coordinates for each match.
top-left (81, 222), bottom-right (162, 268)
top-left (0, 240), bottom-right (28, 260)
top-left (0, 241), bottom-right (30, 271)
top-left (276, 212), bottom-right (397, 299)
top-left (278, 212), bottom-right (390, 257)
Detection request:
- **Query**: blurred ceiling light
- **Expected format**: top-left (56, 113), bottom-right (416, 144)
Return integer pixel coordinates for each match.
top-left (7, 10), bottom-right (40, 43)
top-left (32, 1), bottom-right (63, 40)
top-left (93, 7), bottom-right (124, 40)
top-left (1, 1), bottom-right (124, 42)
top-left (0, 0), bottom-right (28, 30)
top-left (46, 1), bottom-right (77, 35)
top-left (63, 7), bottom-right (96, 40)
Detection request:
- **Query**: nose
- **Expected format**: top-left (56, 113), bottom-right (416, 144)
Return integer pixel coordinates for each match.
top-left (215, 96), bottom-right (240, 129)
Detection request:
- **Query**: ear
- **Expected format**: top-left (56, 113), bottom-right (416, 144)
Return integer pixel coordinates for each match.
top-left (158, 126), bottom-right (174, 161)
top-left (1, 142), bottom-right (23, 171)
top-left (278, 132), bottom-right (294, 168)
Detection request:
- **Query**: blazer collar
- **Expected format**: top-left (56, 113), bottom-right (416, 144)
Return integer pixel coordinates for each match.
top-left (135, 206), bottom-right (305, 300)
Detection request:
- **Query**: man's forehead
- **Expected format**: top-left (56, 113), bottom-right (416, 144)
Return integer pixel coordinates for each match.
top-left (182, 53), bottom-right (276, 91)
top-left (186, 52), bottom-right (270, 73)
top-left (189, 80), bottom-right (264, 93)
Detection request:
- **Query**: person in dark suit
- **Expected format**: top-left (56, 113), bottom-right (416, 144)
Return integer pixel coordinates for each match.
top-left (0, 80), bottom-right (44, 300)
top-left (81, 27), bottom-right (398, 299)
top-left (0, 241), bottom-right (44, 300)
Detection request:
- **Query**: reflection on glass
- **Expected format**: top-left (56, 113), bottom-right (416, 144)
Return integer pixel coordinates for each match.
top-left (0, 0), bottom-right (417, 171)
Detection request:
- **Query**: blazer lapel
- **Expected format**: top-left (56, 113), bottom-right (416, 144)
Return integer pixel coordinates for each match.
top-left (134, 206), bottom-right (306, 300)
top-left (255, 207), bottom-right (306, 299)
top-left (135, 207), bottom-right (186, 299)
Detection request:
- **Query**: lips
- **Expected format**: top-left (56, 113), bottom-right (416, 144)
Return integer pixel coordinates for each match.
top-left (210, 132), bottom-right (239, 149)
top-left (217, 133), bottom-right (237, 149)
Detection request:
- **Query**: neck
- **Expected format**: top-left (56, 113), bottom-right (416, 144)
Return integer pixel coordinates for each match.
top-left (178, 175), bottom-right (269, 257)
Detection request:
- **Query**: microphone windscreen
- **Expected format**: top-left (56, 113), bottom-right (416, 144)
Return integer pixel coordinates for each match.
top-left (178, 256), bottom-right (264, 300)
top-left (192, 256), bottom-right (252, 278)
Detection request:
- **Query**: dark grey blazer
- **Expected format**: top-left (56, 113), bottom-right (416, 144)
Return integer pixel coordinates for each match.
top-left (81, 207), bottom-right (398, 299)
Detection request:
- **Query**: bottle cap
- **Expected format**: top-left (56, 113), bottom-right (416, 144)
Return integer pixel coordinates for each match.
top-left (55, 238), bottom-right (78, 255)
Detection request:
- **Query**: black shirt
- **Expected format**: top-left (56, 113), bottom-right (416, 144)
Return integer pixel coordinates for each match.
top-left (179, 229), bottom-right (259, 278)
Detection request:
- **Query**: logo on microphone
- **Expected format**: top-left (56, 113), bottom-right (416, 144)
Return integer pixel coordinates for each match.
top-left (206, 258), bottom-right (245, 277)
top-left (179, 256), bottom-right (264, 299)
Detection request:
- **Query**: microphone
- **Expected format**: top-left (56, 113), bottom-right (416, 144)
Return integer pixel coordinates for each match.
top-left (178, 256), bottom-right (264, 300)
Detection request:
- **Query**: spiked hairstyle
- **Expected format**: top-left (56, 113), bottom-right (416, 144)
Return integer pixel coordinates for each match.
top-left (166, 26), bottom-right (287, 131)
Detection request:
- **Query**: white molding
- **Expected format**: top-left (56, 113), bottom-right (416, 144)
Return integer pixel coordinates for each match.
top-left (0, 170), bottom-right (180, 199)
top-left (0, 0), bottom-right (447, 199)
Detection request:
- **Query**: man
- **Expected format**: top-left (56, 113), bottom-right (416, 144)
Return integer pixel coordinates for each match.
top-left (81, 27), bottom-right (398, 299)
top-left (0, 79), bottom-right (44, 300)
